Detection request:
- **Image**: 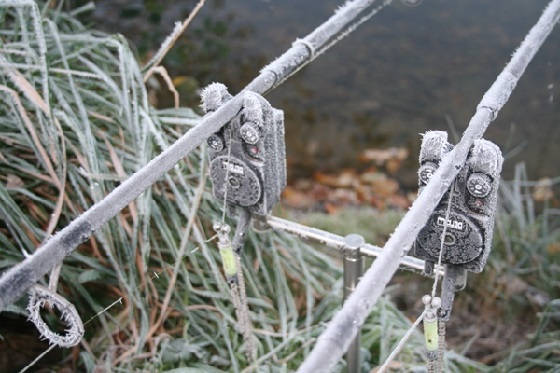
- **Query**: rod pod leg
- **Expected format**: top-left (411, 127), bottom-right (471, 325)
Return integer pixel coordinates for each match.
top-left (439, 265), bottom-right (466, 322)
top-left (342, 234), bottom-right (364, 373)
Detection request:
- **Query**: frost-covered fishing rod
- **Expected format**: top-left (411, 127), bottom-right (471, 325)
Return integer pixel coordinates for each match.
top-left (297, 1), bottom-right (560, 371)
top-left (0, 0), bottom-right (393, 309)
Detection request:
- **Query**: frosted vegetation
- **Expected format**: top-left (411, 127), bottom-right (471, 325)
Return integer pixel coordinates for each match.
top-left (0, 1), bottom-right (558, 372)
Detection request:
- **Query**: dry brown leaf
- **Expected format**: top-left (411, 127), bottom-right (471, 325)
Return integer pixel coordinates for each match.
top-left (88, 111), bottom-right (116, 123)
top-left (309, 183), bottom-right (331, 201)
top-left (356, 184), bottom-right (374, 203)
top-left (105, 136), bottom-right (138, 227)
top-left (282, 186), bottom-right (314, 209)
top-left (324, 202), bottom-right (340, 214)
top-left (146, 66), bottom-right (180, 108)
top-left (385, 158), bottom-right (403, 174)
top-left (0, 85), bottom-right (60, 188)
top-left (313, 169), bottom-right (358, 188)
top-left (367, 173), bottom-right (399, 198)
top-left (547, 242), bottom-right (560, 255)
top-left (533, 178), bottom-right (554, 201)
top-left (4, 62), bottom-right (49, 114)
top-left (388, 195), bottom-right (411, 209)
top-left (329, 188), bottom-right (358, 204)
top-left (359, 147), bottom-right (409, 165)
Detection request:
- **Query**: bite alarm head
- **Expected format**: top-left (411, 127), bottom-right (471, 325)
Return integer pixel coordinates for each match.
top-left (201, 83), bottom-right (287, 217)
top-left (413, 131), bottom-right (503, 274)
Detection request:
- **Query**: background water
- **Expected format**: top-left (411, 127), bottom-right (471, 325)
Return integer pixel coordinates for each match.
top-left (83, 0), bottom-right (559, 187)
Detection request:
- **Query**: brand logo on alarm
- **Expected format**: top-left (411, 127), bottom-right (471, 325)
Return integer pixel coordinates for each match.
top-left (436, 216), bottom-right (464, 230)
top-left (222, 160), bottom-right (244, 174)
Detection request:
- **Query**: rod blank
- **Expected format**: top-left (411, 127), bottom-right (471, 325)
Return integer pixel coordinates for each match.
top-left (342, 234), bottom-right (363, 373)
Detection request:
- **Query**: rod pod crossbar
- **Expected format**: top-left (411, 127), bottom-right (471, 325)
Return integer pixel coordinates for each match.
top-left (264, 215), bottom-right (443, 275)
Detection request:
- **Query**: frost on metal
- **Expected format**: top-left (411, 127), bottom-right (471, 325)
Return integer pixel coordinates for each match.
top-left (468, 139), bottom-right (504, 176)
top-left (27, 285), bottom-right (84, 348)
top-left (251, 0), bottom-right (392, 93)
top-left (478, 0), bottom-right (560, 118)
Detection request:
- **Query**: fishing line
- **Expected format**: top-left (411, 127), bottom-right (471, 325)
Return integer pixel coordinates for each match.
top-left (431, 181), bottom-right (456, 298)
top-left (221, 128), bottom-right (234, 223)
top-left (377, 310), bottom-right (426, 373)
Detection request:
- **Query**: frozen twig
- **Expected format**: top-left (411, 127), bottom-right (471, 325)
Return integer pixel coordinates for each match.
top-left (143, 0), bottom-right (206, 78)
top-left (297, 1), bottom-right (560, 371)
top-left (83, 297), bottom-right (123, 326)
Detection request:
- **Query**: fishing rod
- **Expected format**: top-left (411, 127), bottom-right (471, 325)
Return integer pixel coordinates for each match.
top-left (297, 0), bottom-right (560, 371)
top-left (0, 0), bottom-right (393, 309)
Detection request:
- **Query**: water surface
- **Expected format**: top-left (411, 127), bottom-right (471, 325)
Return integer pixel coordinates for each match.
top-left (86, 0), bottom-right (560, 186)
